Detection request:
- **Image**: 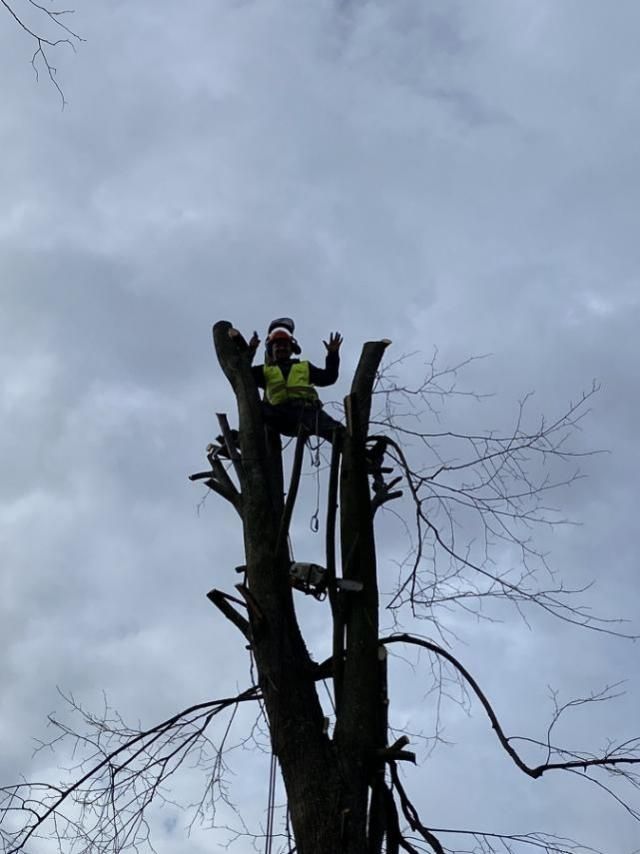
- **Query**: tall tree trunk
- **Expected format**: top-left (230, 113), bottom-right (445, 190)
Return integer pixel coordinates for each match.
top-left (213, 322), bottom-right (389, 854)
top-left (334, 343), bottom-right (390, 852)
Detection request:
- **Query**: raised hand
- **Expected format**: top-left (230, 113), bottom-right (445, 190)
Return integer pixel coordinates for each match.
top-left (248, 330), bottom-right (260, 352)
top-left (228, 327), bottom-right (260, 359)
top-left (323, 331), bottom-right (343, 353)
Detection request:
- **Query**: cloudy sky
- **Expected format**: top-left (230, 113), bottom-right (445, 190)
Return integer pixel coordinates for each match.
top-left (1, 1), bottom-right (639, 851)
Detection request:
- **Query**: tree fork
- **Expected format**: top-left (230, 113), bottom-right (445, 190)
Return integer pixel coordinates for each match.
top-left (213, 321), bottom-right (345, 853)
top-left (213, 324), bottom-right (393, 853)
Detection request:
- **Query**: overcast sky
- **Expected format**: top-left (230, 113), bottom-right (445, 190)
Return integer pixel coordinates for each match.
top-left (1, 1), bottom-right (639, 852)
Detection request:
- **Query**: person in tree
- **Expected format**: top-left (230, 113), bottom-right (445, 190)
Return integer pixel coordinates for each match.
top-left (221, 318), bottom-right (389, 490)
top-left (245, 318), bottom-right (345, 443)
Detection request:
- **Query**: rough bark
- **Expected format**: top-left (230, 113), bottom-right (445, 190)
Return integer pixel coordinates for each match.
top-left (213, 322), bottom-right (343, 852)
top-left (334, 342), bottom-right (390, 851)
top-left (212, 323), bottom-right (390, 854)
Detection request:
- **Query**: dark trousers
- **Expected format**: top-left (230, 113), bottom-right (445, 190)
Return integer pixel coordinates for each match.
top-left (262, 400), bottom-right (344, 443)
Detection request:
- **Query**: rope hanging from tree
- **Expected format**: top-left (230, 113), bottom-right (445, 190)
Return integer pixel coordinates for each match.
top-left (264, 749), bottom-right (277, 854)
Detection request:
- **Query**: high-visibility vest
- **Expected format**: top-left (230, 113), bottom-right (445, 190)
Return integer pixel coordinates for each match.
top-left (263, 362), bottom-right (319, 405)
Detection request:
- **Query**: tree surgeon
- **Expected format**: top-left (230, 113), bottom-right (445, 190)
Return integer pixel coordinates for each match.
top-left (225, 317), bottom-right (389, 486)
top-left (210, 319), bottom-right (390, 601)
top-left (242, 316), bottom-right (345, 444)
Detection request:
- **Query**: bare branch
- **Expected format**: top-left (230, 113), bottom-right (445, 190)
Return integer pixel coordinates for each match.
top-left (207, 588), bottom-right (251, 640)
top-left (389, 762), bottom-right (445, 854)
top-left (0, 687), bottom-right (260, 853)
top-left (189, 445), bottom-right (243, 516)
top-left (382, 634), bottom-right (640, 801)
top-left (376, 396), bottom-right (635, 638)
top-left (416, 827), bottom-right (604, 854)
top-left (2, 0), bottom-right (83, 106)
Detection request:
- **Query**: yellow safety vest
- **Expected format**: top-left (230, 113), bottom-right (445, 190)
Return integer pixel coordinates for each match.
top-left (263, 362), bottom-right (319, 405)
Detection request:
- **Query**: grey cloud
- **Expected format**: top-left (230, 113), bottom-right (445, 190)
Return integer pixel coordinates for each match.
top-left (2, 1), bottom-right (640, 851)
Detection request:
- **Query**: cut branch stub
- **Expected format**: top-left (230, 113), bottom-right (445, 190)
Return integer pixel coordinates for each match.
top-left (349, 339), bottom-right (391, 432)
top-left (207, 588), bottom-right (251, 640)
top-left (216, 412), bottom-right (243, 483)
top-left (212, 322), bottom-right (266, 490)
top-left (189, 444), bottom-right (242, 515)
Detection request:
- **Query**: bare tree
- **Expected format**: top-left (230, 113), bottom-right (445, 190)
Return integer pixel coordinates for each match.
top-left (2, 321), bottom-right (639, 854)
top-left (2, 0), bottom-right (83, 104)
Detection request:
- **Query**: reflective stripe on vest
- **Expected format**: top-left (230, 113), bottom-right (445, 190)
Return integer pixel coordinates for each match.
top-left (263, 362), bottom-right (319, 405)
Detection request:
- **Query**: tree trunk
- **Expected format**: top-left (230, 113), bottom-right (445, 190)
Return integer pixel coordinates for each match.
top-left (213, 322), bottom-right (389, 854)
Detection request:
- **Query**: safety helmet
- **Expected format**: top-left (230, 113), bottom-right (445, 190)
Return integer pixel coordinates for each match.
top-left (265, 317), bottom-right (301, 359)
top-left (268, 317), bottom-right (296, 337)
top-left (269, 329), bottom-right (293, 342)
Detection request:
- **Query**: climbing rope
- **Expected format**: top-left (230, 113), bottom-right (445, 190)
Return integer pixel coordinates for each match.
top-left (307, 406), bottom-right (322, 532)
top-left (263, 532), bottom-right (287, 854)
top-left (312, 406), bottom-right (322, 468)
top-left (265, 749), bottom-right (278, 854)
top-left (286, 806), bottom-right (293, 852)
top-left (309, 466), bottom-right (321, 533)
